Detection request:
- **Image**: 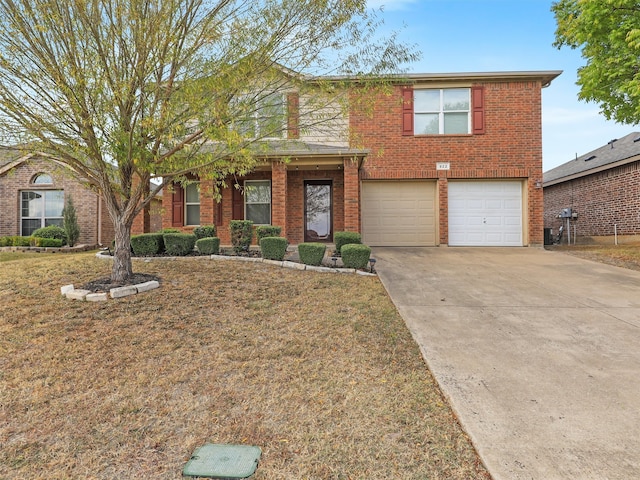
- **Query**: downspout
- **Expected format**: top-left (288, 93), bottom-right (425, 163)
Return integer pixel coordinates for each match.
top-left (98, 194), bottom-right (102, 246)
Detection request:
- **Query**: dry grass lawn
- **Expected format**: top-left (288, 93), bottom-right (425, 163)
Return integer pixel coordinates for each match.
top-left (0, 252), bottom-right (491, 479)
top-left (548, 242), bottom-right (640, 271)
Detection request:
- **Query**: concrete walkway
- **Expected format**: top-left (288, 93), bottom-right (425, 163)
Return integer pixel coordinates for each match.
top-left (373, 247), bottom-right (640, 480)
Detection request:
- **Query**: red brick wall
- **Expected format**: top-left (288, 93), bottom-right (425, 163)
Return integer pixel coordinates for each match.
top-left (0, 158), bottom-right (111, 245)
top-left (162, 168), bottom-right (347, 246)
top-left (351, 81), bottom-right (544, 245)
top-left (544, 161), bottom-right (640, 239)
top-left (285, 169), bottom-right (344, 245)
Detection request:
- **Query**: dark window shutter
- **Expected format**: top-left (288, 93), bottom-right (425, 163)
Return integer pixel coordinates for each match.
top-left (402, 86), bottom-right (414, 136)
top-left (232, 185), bottom-right (244, 220)
top-left (471, 86), bottom-right (485, 135)
top-left (215, 200), bottom-right (223, 226)
top-left (171, 184), bottom-right (184, 227)
top-left (287, 93), bottom-right (300, 139)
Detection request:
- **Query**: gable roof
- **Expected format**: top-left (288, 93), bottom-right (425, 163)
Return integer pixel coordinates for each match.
top-left (543, 132), bottom-right (640, 186)
top-left (0, 148), bottom-right (35, 175)
top-left (0, 148), bottom-right (73, 177)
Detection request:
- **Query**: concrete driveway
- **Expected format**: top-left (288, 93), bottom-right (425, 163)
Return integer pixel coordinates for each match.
top-left (373, 247), bottom-right (640, 480)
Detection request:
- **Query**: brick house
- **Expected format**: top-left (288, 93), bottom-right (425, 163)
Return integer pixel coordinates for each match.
top-left (543, 131), bottom-right (640, 243)
top-left (0, 149), bottom-right (161, 246)
top-left (162, 70), bottom-right (561, 247)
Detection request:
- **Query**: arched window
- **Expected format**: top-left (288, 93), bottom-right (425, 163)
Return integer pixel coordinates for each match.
top-left (32, 173), bottom-right (53, 185)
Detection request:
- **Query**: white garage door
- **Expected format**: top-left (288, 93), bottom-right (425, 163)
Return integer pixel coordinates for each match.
top-left (362, 181), bottom-right (436, 246)
top-left (448, 181), bottom-right (523, 246)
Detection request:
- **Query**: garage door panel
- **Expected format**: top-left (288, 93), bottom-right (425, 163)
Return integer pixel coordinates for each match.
top-left (449, 181), bottom-right (523, 246)
top-left (362, 181), bottom-right (436, 247)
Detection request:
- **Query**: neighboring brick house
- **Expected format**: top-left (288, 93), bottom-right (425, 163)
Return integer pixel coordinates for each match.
top-left (163, 70), bottom-right (561, 247)
top-left (0, 149), bottom-right (160, 246)
top-left (543, 132), bottom-right (640, 243)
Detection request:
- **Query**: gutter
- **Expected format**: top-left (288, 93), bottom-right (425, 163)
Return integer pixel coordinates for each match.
top-left (544, 153), bottom-right (640, 187)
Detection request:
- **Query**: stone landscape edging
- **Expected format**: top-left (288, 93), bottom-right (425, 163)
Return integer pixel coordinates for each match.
top-left (63, 251), bottom-right (376, 302)
top-left (61, 280), bottom-right (160, 302)
top-left (95, 251), bottom-right (376, 276)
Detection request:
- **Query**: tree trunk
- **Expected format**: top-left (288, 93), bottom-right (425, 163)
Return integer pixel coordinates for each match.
top-left (112, 218), bottom-right (134, 283)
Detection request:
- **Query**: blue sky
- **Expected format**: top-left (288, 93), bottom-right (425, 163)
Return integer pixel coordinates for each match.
top-left (366, 0), bottom-right (634, 171)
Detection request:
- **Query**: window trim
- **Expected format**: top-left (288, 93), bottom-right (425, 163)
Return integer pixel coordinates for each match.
top-left (244, 179), bottom-right (271, 225)
top-left (20, 189), bottom-right (64, 236)
top-left (414, 87), bottom-right (471, 135)
top-left (31, 173), bottom-right (53, 185)
top-left (184, 183), bottom-right (200, 226)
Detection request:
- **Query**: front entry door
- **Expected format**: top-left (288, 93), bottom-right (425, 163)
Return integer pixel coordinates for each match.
top-left (304, 180), bottom-right (333, 242)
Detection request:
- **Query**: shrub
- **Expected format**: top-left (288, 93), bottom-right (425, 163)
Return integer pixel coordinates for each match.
top-left (334, 231), bottom-right (362, 254)
top-left (163, 233), bottom-right (196, 256)
top-left (256, 225), bottom-right (282, 241)
top-left (0, 236), bottom-right (27, 247)
top-left (131, 233), bottom-right (164, 256)
top-left (62, 195), bottom-right (80, 247)
top-left (193, 225), bottom-right (216, 239)
top-left (32, 237), bottom-right (63, 247)
top-left (7, 236), bottom-right (32, 247)
top-left (230, 220), bottom-right (253, 253)
top-left (341, 243), bottom-right (372, 269)
top-left (32, 225), bottom-right (67, 245)
top-left (160, 228), bottom-right (181, 234)
top-left (260, 236), bottom-right (288, 261)
top-left (297, 242), bottom-right (326, 266)
top-left (196, 237), bottom-right (220, 255)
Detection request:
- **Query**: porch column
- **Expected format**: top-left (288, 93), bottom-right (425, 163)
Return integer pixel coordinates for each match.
top-left (343, 157), bottom-right (360, 233)
top-left (271, 161), bottom-right (288, 238)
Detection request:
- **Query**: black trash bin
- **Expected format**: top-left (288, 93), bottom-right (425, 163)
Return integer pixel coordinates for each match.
top-left (544, 228), bottom-right (553, 246)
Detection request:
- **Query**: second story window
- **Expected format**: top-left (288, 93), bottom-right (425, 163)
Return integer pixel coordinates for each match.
top-left (237, 93), bottom-right (285, 139)
top-left (414, 88), bottom-right (470, 135)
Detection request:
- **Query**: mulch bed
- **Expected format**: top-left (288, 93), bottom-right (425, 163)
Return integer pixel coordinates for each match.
top-left (82, 273), bottom-right (161, 293)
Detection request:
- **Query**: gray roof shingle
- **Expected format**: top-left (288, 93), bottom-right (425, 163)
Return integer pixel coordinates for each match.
top-left (543, 132), bottom-right (640, 185)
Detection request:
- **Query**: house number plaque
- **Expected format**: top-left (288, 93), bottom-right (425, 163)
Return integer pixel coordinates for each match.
top-left (436, 162), bottom-right (450, 170)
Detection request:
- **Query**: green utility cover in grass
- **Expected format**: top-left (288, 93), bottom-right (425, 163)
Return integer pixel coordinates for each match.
top-left (183, 444), bottom-right (261, 479)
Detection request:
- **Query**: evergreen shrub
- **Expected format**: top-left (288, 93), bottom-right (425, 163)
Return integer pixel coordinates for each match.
top-left (196, 237), bottom-right (220, 255)
top-left (163, 233), bottom-right (196, 256)
top-left (256, 225), bottom-right (282, 241)
top-left (334, 231), bottom-right (361, 254)
top-left (260, 236), bottom-right (287, 261)
top-left (230, 220), bottom-right (253, 253)
top-left (62, 195), bottom-right (80, 247)
top-left (193, 225), bottom-right (216, 239)
top-left (33, 237), bottom-right (63, 247)
top-left (131, 233), bottom-right (164, 256)
top-left (32, 225), bottom-right (67, 245)
top-left (297, 242), bottom-right (326, 266)
top-left (341, 243), bottom-right (371, 269)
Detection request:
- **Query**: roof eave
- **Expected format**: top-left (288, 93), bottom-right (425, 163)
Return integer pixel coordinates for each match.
top-left (312, 70), bottom-right (563, 87)
top-left (543, 153), bottom-right (640, 187)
